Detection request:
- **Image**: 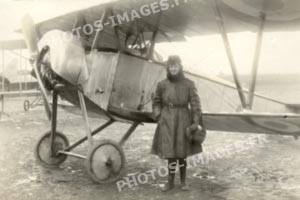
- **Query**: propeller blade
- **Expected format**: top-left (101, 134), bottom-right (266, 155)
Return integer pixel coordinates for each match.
top-left (21, 15), bottom-right (51, 121)
top-left (21, 14), bottom-right (39, 60)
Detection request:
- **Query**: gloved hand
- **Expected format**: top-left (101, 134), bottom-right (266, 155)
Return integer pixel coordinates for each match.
top-left (190, 123), bottom-right (202, 131)
top-left (152, 107), bottom-right (161, 122)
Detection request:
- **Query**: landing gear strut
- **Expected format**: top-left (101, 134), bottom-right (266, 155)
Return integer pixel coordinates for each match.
top-left (34, 85), bottom-right (140, 183)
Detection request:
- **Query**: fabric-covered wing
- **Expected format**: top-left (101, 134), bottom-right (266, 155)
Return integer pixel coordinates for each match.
top-left (0, 91), bottom-right (40, 97)
top-left (25, 0), bottom-right (300, 50)
top-left (0, 39), bottom-right (26, 50)
top-left (203, 112), bottom-right (300, 136)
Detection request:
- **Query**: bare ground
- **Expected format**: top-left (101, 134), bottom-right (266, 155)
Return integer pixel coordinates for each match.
top-left (1, 97), bottom-right (300, 200)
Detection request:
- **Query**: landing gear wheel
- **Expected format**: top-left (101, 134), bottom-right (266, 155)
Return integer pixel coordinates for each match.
top-left (23, 100), bottom-right (30, 111)
top-left (34, 131), bottom-right (69, 169)
top-left (85, 139), bottom-right (126, 184)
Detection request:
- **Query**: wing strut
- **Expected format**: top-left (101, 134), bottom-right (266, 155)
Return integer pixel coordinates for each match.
top-left (109, 9), bottom-right (122, 50)
top-left (148, 13), bottom-right (162, 60)
top-left (247, 13), bottom-right (266, 109)
top-left (212, 0), bottom-right (247, 109)
top-left (1, 48), bottom-right (4, 93)
top-left (91, 10), bottom-right (107, 50)
top-left (1, 48), bottom-right (5, 118)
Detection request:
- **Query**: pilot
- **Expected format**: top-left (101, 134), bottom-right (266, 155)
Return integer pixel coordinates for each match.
top-left (151, 55), bottom-right (205, 191)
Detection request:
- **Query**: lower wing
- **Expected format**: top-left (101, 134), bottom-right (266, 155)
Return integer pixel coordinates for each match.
top-left (202, 112), bottom-right (300, 137)
top-left (0, 90), bottom-right (41, 97)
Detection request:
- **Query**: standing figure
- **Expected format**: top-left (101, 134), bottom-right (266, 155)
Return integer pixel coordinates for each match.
top-left (151, 55), bottom-right (204, 191)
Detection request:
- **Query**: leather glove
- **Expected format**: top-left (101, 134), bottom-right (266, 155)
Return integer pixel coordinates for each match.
top-left (190, 123), bottom-right (202, 131)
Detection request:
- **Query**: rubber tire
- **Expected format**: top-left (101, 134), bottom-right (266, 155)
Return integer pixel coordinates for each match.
top-left (34, 131), bottom-right (69, 169)
top-left (85, 139), bottom-right (126, 184)
top-left (23, 100), bottom-right (30, 111)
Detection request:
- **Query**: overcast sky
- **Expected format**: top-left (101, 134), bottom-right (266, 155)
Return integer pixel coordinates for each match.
top-left (156, 30), bottom-right (300, 75)
top-left (1, 0), bottom-right (300, 75)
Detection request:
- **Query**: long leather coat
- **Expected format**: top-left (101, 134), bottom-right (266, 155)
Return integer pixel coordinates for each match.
top-left (151, 73), bottom-right (203, 159)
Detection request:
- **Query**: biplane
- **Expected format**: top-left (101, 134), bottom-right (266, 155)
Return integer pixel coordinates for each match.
top-left (0, 38), bottom-right (42, 113)
top-left (17, 0), bottom-right (300, 183)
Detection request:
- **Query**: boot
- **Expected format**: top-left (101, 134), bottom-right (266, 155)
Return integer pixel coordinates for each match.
top-left (179, 158), bottom-right (190, 191)
top-left (162, 173), bottom-right (175, 191)
top-left (162, 159), bottom-right (176, 192)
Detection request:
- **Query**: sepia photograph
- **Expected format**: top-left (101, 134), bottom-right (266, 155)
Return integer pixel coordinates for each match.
top-left (1, 0), bottom-right (300, 199)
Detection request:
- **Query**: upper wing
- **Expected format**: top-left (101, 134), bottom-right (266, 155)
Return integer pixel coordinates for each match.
top-left (20, 0), bottom-right (300, 49)
top-left (202, 112), bottom-right (300, 136)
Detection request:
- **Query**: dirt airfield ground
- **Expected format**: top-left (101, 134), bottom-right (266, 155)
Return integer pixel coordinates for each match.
top-left (1, 97), bottom-right (300, 200)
